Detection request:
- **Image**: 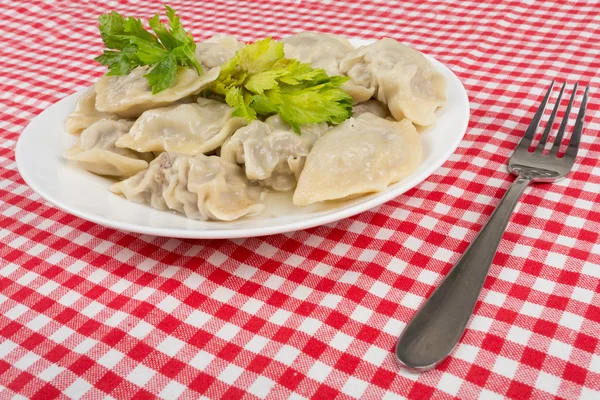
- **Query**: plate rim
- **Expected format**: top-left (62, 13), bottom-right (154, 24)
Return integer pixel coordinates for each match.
top-left (15, 42), bottom-right (470, 239)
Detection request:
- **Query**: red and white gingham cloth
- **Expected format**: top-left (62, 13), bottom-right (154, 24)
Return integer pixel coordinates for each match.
top-left (1, 1), bottom-right (599, 399)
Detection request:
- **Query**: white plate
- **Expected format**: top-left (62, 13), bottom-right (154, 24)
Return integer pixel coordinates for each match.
top-left (15, 39), bottom-right (469, 239)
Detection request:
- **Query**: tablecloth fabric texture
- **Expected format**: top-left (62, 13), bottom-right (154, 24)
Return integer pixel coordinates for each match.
top-left (1, 0), bottom-right (599, 399)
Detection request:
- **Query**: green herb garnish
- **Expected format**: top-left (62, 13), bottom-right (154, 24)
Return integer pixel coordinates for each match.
top-left (213, 37), bottom-right (353, 133)
top-left (94, 6), bottom-right (202, 94)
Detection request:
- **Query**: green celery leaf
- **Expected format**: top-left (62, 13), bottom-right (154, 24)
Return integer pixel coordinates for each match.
top-left (251, 94), bottom-right (277, 115)
top-left (239, 37), bottom-right (284, 74)
top-left (225, 87), bottom-right (257, 121)
top-left (244, 70), bottom-right (286, 94)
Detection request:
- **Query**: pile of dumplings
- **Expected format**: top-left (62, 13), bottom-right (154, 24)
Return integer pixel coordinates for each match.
top-left (64, 32), bottom-right (447, 222)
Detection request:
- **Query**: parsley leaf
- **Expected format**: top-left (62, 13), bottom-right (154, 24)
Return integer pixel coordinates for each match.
top-left (94, 6), bottom-right (202, 94)
top-left (213, 37), bottom-right (352, 133)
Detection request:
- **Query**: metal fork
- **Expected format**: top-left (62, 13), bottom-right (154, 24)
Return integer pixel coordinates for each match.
top-left (395, 81), bottom-right (589, 371)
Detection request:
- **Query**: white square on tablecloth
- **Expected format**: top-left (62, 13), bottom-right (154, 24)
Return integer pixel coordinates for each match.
top-left (590, 354), bottom-right (600, 373)
top-left (492, 356), bottom-right (519, 379)
top-left (74, 338), bottom-right (97, 354)
top-left (417, 269), bottom-right (439, 285)
top-left (219, 364), bottom-right (244, 384)
top-left (105, 311), bottom-right (128, 327)
top-left (184, 310), bottom-right (211, 328)
top-left (506, 325), bottom-right (532, 346)
top-left (547, 339), bottom-right (572, 361)
top-left (241, 298), bottom-right (264, 315)
top-left (291, 285), bottom-right (312, 300)
top-left (274, 345), bottom-right (300, 366)
top-left (571, 287), bottom-right (594, 304)
top-left (342, 376), bottom-right (369, 398)
top-left (298, 317), bottom-right (322, 335)
top-left (320, 294), bottom-right (343, 309)
top-left (400, 293), bottom-right (423, 310)
top-left (454, 344), bottom-right (479, 363)
top-left (535, 371), bottom-right (561, 395)
top-left (39, 364), bottom-right (64, 382)
top-left (14, 352), bottom-right (40, 370)
top-left (545, 252), bottom-right (567, 268)
top-left (133, 287), bottom-right (155, 301)
top-left (307, 361), bottom-right (332, 383)
top-left (559, 311), bottom-right (584, 331)
top-left (58, 291), bottom-right (81, 307)
top-left (339, 271), bottom-right (361, 285)
top-left (0, 340), bottom-right (17, 358)
top-left (97, 349), bottom-right (125, 369)
top-left (189, 350), bottom-right (215, 370)
top-left (382, 318), bottom-right (405, 336)
top-left (157, 295), bottom-right (181, 313)
top-left (248, 376), bottom-right (276, 398)
top-left (49, 326), bottom-right (75, 344)
top-left (269, 309), bottom-right (292, 325)
top-left (478, 389), bottom-right (504, 400)
top-left (330, 331), bottom-right (354, 352)
top-left (25, 314), bottom-right (51, 331)
top-left (157, 336), bottom-right (186, 357)
top-left (81, 301), bottom-right (104, 318)
top-left (159, 380), bottom-right (187, 399)
top-left (438, 373), bottom-right (462, 396)
top-left (433, 247), bottom-right (454, 263)
top-left (363, 345), bottom-right (389, 367)
top-left (211, 286), bottom-right (236, 303)
top-left (244, 335), bottom-right (269, 354)
top-left (351, 305), bottom-right (373, 323)
top-left (369, 281), bottom-right (392, 298)
top-left (129, 320), bottom-right (154, 339)
top-left (387, 258), bottom-right (408, 274)
top-left (521, 302), bottom-right (544, 318)
top-left (64, 378), bottom-right (92, 399)
top-left (484, 290), bottom-right (507, 307)
top-left (216, 323), bottom-right (241, 341)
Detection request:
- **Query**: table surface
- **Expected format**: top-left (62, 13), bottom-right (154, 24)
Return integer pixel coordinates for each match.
top-left (1, 1), bottom-right (599, 399)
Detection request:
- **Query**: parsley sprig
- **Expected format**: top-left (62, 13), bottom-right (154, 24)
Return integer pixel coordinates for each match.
top-left (94, 6), bottom-right (202, 94)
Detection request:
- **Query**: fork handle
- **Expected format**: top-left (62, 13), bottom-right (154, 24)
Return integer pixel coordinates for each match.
top-left (396, 176), bottom-right (531, 371)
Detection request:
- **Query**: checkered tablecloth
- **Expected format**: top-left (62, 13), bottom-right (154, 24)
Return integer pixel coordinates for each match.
top-left (1, 0), bottom-right (599, 398)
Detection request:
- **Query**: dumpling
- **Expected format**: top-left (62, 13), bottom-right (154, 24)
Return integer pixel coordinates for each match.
top-left (352, 100), bottom-right (391, 119)
top-left (64, 119), bottom-right (152, 178)
top-left (220, 115), bottom-right (329, 191)
top-left (293, 113), bottom-right (422, 206)
top-left (281, 32), bottom-right (371, 104)
top-left (115, 98), bottom-right (246, 155)
top-left (94, 66), bottom-right (219, 118)
top-left (282, 32), bottom-right (354, 76)
top-left (339, 38), bottom-right (446, 125)
top-left (195, 35), bottom-right (244, 68)
top-left (111, 152), bottom-right (264, 221)
top-left (65, 87), bottom-right (117, 134)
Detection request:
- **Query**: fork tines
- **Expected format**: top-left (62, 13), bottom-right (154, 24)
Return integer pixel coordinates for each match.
top-left (518, 81), bottom-right (589, 157)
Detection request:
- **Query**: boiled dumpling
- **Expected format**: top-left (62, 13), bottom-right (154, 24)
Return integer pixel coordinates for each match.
top-left (65, 87), bottom-right (117, 134)
top-left (339, 38), bottom-right (446, 125)
top-left (220, 115), bottom-right (329, 191)
top-left (293, 113), bottom-right (422, 206)
top-left (111, 152), bottom-right (264, 221)
top-left (94, 66), bottom-right (219, 118)
top-left (281, 32), bottom-right (371, 104)
top-left (115, 98), bottom-right (246, 155)
top-left (282, 32), bottom-right (354, 76)
top-left (195, 35), bottom-right (244, 68)
top-left (64, 119), bottom-right (153, 178)
top-left (352, 100), bottom-right (391, 119)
